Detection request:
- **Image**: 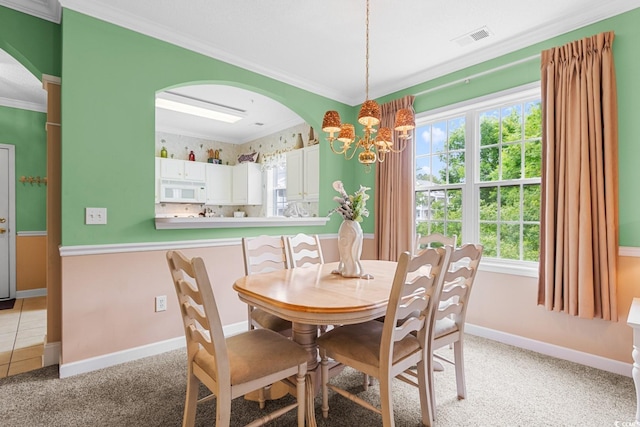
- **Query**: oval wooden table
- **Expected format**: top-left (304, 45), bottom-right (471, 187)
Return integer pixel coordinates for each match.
top-left (233, 260), bottom-right (398, 426)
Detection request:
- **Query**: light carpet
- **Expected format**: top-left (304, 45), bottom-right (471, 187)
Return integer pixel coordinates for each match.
top-left (0, 335), bottom-right (635, 426)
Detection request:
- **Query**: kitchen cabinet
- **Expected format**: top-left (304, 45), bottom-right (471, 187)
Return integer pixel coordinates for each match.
top-left (232, 162), bottom-right (262, 205)
top-left (159, 158), bottom-right (206, 181)
top-left (205, 164), bottom-right (233, 205)
top-left (185, 161), bottom-right (206, 181)
top-left (286, 145), bottom-right (319, 201)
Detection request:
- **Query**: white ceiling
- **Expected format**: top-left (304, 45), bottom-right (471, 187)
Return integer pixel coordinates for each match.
top-left (1, 0), bottom-right (639, 142)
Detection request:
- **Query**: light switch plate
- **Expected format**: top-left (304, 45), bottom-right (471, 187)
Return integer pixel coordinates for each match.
top-left (85, 207), bottom-right (107, 225)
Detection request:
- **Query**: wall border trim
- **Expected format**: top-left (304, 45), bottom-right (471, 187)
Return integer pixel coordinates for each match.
top-left (58, 233), bottom-right (373, 257)
top-left (620, 246), bottom-right (640, 257)
top-left (58, 321), bottom-right (247, 378)
top-left (466, 323), bottom-right (631, 377)
top-left (44, 341), bottom-right (60, 367)
top-left (16, 288), bottom-right (46, 299)
top-left (17, 231), bottom-right (47, 237)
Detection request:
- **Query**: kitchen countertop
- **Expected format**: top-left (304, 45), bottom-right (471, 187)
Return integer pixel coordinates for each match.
top-left (155, 216), bottom-right (330, 229)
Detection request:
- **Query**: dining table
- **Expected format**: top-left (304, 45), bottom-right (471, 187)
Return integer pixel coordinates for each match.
top-left (233, 259), bottom-right (398, 425)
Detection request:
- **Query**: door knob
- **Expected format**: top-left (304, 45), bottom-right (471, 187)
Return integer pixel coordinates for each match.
top-left (0, 218), bottom-right (5, 223)
top-left (0, 228), bottom-right (5, 234)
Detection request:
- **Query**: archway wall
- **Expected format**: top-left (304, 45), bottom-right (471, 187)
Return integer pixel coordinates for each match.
top-left (60, 9), bottom-right (357, 247)
top-left (0, 5), bottom-right (61, 79)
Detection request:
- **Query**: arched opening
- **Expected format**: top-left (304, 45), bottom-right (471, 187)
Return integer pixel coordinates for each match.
top-left (154, 84), bottom-right (321, 221)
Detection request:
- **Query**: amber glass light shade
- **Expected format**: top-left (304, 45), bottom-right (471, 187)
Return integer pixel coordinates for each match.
top-left (337, 123), bottom-right (355, 144)
top-left (357, 100), bottom-right (381, 127)
top-left (374, 127), bottom-right (393, 148)
top-left (322, 110), bottom-right (342, 134)
top-left (394, 108), bottom-right (415, 133)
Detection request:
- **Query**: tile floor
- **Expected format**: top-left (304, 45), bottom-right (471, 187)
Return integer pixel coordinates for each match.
top-left (0, 296), bottom-right (46, 378)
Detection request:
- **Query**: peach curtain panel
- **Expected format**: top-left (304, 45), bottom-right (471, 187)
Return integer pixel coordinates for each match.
top-left (375, 95), bottom-right (415, 261)
top-left (538, 31), bottom-right (619, 320)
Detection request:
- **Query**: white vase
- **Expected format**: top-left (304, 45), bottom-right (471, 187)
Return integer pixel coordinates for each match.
top-left (337, 220), bottom-right (364, 278)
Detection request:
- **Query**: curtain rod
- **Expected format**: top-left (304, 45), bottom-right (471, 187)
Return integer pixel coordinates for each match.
top-left (413, 54), bottom-right (541, 97)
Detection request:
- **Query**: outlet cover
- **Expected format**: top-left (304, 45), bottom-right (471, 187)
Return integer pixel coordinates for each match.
top-left (85, 207), bottom-right (107, 225)
top-left (155, 295), bottom-right (167, 312)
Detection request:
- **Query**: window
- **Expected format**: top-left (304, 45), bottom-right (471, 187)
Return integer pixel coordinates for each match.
top-left (414, 85), bottom-right (541, 270)
top-left (266, 164), bottom-right (287, 216)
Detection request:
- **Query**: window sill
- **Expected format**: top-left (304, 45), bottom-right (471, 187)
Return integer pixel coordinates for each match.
top-left (155, 216), bottom-right (330, 230)
top-left (478, 258), bottom-right (539, 278)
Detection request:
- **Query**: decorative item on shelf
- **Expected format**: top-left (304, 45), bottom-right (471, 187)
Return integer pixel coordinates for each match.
top-left (237, 152), bottom-right (258, 164)
top-left (188, 151), bottom-right (196, 161)
top-left (321, 0), bottom-right (415, 171)
top-left (308, 126), bottom-right (319, 146)
top-left (19, 176), bottom-right (47, 186)
top-left (328, 180), bottom-right (371, 278)
top-left (294, 133), bottom-right (304, 149)
top-left (160, 146), bottom-right (168, 158)
top-left (207, 149), bottom-right (222, 164)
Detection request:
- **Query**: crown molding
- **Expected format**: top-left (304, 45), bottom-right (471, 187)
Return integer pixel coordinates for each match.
top-left (0, 96), bottom-right (46, 112)
top-left (58, 0), bottom-right (338, 103)
top-left (0, 0), bottom-right (61, 23)
top-left (373, 0), bottom-right (640, 99)
top-left (59, 0), bottom-right (640, 106)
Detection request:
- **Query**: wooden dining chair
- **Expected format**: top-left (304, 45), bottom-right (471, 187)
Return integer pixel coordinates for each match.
top-left (397, 243), bottom-right (483, 418)
top-left (241, 235), bottom-right (292, 334)
top-left (415, 232), bottom-right (457, 254)
top-left (317, 246), bottom-right (453, 427)
top-left (286, 233), bottom-right (324, 268)
top-left (166, 250), bottom-right (308, 427)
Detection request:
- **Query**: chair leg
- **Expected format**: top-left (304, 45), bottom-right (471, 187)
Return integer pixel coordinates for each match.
top-left (296, 364), bottom-right (307, 427)
top-left (258, 387), bottom-right (266, 409)
top-left (321, 350), bottom-right (329, 419)
top-left (378, 373), bottom-right (395, 427)
top-left (183, 370), bottom-right (199, 427)
top-left (216, 386), bottom-right (232, 427)
top-left (417, 357), bottom-right (435, 427)
top-left (454, 339), bottom-right (466, 399)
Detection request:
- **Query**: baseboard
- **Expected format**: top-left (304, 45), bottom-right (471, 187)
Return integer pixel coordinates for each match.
top-left (16, 288), bottom-right (47, 299)
top-left (43, 340), bottom-right (60, 367)
top-left (465, 323), bottom-right (632, 377)
top-left (58, 321), bottom-right (247, 378)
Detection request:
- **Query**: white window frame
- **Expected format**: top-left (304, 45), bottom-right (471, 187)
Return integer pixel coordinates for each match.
top-left (414, 82), bottom-right (541, 277)
top-left (265, 165), bottom-right (287, 217)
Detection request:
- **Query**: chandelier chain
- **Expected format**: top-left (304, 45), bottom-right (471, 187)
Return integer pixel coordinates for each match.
top-left (320, 0), bottom-right (414, 167)
top-left (365, 0), bottom-right (370, 100)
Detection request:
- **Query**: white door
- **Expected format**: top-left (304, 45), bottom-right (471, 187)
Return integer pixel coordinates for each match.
top-left (0, 144), bottom-right (16, 300)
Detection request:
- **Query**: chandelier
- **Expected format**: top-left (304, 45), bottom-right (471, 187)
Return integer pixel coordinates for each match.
top-left (321, 0), bottom-right (415, 167)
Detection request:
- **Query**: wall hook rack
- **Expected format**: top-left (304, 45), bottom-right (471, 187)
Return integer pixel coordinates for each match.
top-left (19, 176), bottom-right (47, 186)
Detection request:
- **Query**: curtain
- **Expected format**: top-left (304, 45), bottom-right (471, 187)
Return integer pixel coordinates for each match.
top-left (375, 95), bottom-right (415, 261)
top-left (538, 31), bottom-right (618, 320)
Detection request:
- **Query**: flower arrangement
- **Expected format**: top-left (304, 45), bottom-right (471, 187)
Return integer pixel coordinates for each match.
top-left (329, 180), bottom-right (370, 222)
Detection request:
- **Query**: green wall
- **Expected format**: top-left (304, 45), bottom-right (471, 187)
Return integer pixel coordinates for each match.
top-left (0, 5), bottom-right (61, 77)
top-left (0, 5), bottom-right (60, 233)
top-left (378, 7), bottom-right (640, 247)
top-left (0, 106), bottom-right (47, 231)
top-left (34, 6), bottom-right (640, 247)
top-left (61, 10), bottom-right (355, 246)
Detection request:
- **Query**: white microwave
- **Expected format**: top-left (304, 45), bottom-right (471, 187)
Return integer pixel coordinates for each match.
top-left (160, 179), bottom-right (206, 203)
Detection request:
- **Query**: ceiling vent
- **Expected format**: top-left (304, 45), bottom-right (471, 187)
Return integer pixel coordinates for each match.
top-left (452, 26), bottom-right (492, 47)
